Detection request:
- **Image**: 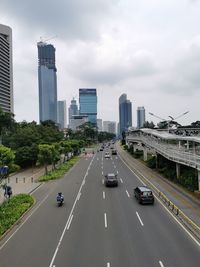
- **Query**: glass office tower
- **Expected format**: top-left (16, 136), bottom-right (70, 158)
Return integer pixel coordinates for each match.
top-left (137, 106), bottom-right (145, 129)
top-left (37, 42), bottom-right (57, 123)
top-left (119, 94), bottom-right (132, 136)
top-left (79, 88), bottom-right (97, 125)
top-left (0, 24), bottom-right (13, 113)
top-left (57, 100), bottom-right (67, 129)
top-left (68, 98), bottom-right (78, 128)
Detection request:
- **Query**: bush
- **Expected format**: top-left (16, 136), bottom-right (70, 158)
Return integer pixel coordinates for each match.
top-left (39, 156), bottom-right (80, 182)
top-left (0, 194), bottom-right (34, 236)
top-left (146, 156), bottom-right (156, 169)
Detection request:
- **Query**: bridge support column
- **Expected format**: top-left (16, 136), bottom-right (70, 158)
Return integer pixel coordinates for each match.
top-left (143, 148), bottom-right (148, 161)
top-left (133, 144), bottom-right (137, 152)
top-left (176, 163), bottom-right (180, 179)
top-left (198, 171), bottom-right (200, 191)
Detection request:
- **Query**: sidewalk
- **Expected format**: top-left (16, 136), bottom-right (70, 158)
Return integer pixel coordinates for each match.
top-left (116, 143), bottom-right (200, 237)
top-left (0, 166), bottom-right (45, 204)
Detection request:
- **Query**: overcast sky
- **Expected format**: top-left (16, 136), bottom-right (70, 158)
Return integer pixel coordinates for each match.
top-left (1, 0), bottom-right (200, 126)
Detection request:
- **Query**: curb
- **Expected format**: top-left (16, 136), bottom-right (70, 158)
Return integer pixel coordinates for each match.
top-left (117, 145), bottom-right (200, 240)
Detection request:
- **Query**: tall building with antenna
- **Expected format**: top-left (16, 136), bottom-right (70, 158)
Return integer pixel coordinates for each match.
top-left (37, 41), bottom-right (57, 123)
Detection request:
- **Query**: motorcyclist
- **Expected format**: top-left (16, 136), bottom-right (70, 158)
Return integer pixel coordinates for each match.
top-left (57, 192), bottom-right (64, 204)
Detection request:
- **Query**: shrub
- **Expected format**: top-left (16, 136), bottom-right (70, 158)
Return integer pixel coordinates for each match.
top-left (0, 194), bottom-right (34, 236)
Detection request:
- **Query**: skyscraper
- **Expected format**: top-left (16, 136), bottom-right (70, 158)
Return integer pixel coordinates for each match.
top-left (137, 106), bottom-right (145, 129)
top-left (68, 98), bottom-right (78, 128)
top-left (119, 94), bottom-right (132, 136)
top-left (0, 24), bottom-right (13, 113)
top-left (103, 121), bottom-right (116, 134)
top-left (57, 100), bottom-right (67, 129)
top-left (97, 119), bottom-right (103, 132)
top-left (37, 41), bottom-right (57, 123)
top-left (79, 88), bottom-right (97, 125)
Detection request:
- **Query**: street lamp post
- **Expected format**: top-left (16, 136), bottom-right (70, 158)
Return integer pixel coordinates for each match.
top-left (149, 111), bottom-right (189, 132)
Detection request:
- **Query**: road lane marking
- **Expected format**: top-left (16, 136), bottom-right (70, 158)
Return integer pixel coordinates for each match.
top-left (103, 191), bottom-right (105, 199)
top-left (107, 263), bottom-right (110, 267)
top-left (102, 171), bottom-right (104, 176)
top-left (0, 193), bottom-right (50, 251)
top-left (136, 212), bottom-right (144, 226)
top-left (126, 190), bottom-right (130, 198)
top-left (102, 179), bottom-right (104, 185)
top-left (49, 156), bottom-right (95, 267)
top-left (159, 261), bottom-right (164, 267)
top-left (77, 192), bottom-right (81, 201)
top-left (67, 214), bottom-right (73, 230)
top-left (101, 166), bottom-right (103, 169)
top-left (118, 154), bottom-right (200, 247)
top-left (104, 213), bottom-right (108, 228)
top-left (117, 170), bottom-right (119, 174)
top-left (120, 178), bottom-right (123, 183)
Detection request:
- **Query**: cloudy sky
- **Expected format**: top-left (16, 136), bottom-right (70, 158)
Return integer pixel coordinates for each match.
top-left (1, 0), bottom-right (200, 126)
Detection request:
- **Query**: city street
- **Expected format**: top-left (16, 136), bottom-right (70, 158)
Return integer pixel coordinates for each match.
top-left (0, 151), bottom-right (199, 267)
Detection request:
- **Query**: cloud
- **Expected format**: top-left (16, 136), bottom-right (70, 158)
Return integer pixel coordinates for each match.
top-left (1, 0), bottom-right (118, 41)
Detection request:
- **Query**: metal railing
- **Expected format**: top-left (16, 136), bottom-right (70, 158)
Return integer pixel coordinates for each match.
top-left (127, 135), bottom-right (200, 170)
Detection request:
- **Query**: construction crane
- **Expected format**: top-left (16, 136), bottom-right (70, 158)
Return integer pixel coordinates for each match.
top-left (39, 35), bottom-right (57, 44)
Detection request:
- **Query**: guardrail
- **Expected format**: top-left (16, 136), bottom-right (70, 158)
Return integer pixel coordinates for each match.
top-left (118, 144), bottom-right (200, 240)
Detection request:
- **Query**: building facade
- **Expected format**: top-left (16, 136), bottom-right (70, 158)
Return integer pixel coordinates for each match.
top-left (68, 98), bottom-right (78, 128)
top-left (0, 24), bottom-right (13, 113)
top-left (79, 88), bottom-right (97, 125)
top-left (97, 119), bottom-right (103, 132)
top-left (103, 121), bottom-right (116, 134)
top-left (137, 106), bottom-right (145, 129)
top-left (69, 115), bottom-right (88, 131)
top-left (119, 94), bottom-right (132, 136)
top-left (37, 41), bottom-right (57, 123)
top-left (57, 100), bottom-right (67, 129)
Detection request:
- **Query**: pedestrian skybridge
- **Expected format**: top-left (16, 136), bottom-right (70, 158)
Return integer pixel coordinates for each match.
top-left (126, 128), bottom-right (200, 190)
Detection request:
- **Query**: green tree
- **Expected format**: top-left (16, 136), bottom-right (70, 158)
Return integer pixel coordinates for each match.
top-left (0, 108), bottom-right (15, 144)
top-left (37, 144), bottom-right (53, 175)
top-left (0, 145), bottom-right (15, 183)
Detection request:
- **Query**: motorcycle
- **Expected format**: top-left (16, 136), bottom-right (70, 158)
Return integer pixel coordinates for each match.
top-left (57, 193), bottom-right (64, 207)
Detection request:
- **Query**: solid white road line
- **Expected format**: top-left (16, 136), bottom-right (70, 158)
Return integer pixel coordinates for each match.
top-left (67, 214), bottom-right (73, 230)
top-left (136, 212), bottom-right (144, 226)
top-left (118, 154), bottom-right (200, 247)
top-left (126, 190), bottom-right (130, 198)
top-left (120, 178), bottom-right (123, 183)
top-left (49, 157), bottom-right (95, 267)
top-left (103, 191), bottom-right (105, 199)
top-left (77, 192), bottom-right (81, 201)
top-left (159, 261), bottom-right (164, 267)
top-left (0, 193), bottom-right (50, 251)
top-left (104, 213), bottom-right (108, 228)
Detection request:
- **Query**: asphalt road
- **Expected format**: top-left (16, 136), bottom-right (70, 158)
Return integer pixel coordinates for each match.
top-left (0, 149), bottom-right (200, 267)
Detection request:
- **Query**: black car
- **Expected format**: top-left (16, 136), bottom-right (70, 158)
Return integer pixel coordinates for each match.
top-left (111, 149), bottom-right (117, 155)
top-left (105, 173), bottom-right (118, 187)
top-left (134, 186), bottom-right (154, 204)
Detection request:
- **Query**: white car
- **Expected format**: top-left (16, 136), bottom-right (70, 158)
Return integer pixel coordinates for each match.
top-left (105, 152), bottom-right (110, 158)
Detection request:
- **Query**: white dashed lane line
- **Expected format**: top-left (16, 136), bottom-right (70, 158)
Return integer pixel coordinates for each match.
top-left (103, 191), bottom-right (105, 199)
top-left (159, 261), bottom-right (164, 267)
top-left (120, 178), bottom-right (123, 184)
top-left (136, 211), bottom-right (144, 226)
top-left (126, 190), bottom-right (130, 198)
top-left (104, 213), bottom-right (108, 228)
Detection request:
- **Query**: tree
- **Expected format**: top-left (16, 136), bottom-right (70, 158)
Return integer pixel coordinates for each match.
top-left (37, 144), bottom-right (53, 175)
top-left (0, 108), bottom-right (15, 144)
top-left (0, 145), bottom-right (15, 183)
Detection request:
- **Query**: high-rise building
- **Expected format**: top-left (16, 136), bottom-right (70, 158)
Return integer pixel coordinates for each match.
top-left (119, 94), bottom-right (132, 136)
top-left (103, 121), bottom-right (116, 134)
top-left (68, 98), bottom-right (78, 128)
top-left (97, 119), bottom-right (103, 132)
top-left (137, 106), bottom-right (145, 129)
top-left (0, 24), bottom-right (13, 113)
top-left (37, 41), bottom-right (57, 123)
top-left (70, 115), bottom-right (88, 130)
top-left (79, 88), bottom-right (97, 125)
top-left (57, 100), bottom-right (67, 129)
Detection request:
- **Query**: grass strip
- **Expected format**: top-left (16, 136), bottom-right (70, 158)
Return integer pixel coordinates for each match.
top-left (0, 194), bottom-right (34, 236)
top-left (38, 156), bottom-right (80, 182)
